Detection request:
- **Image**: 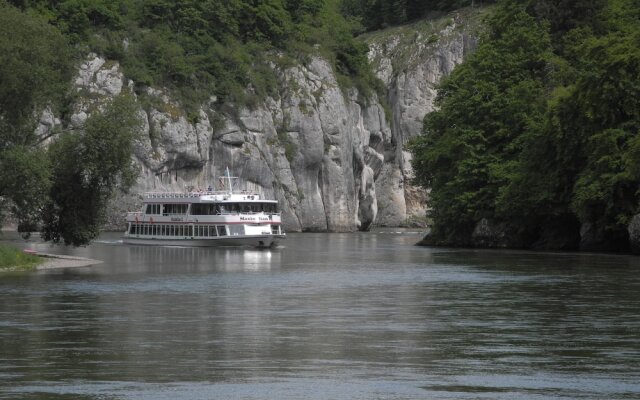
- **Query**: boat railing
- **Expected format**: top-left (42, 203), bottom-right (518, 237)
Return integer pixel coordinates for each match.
top-left (144, 192), bottom-right (220, 199)
top-left (144, 190), bottom-right (262, 199)
top-left (128, 210), bottom-right (280, 217)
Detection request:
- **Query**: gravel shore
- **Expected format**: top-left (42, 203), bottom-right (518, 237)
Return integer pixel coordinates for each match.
top-left (35, 253), bottom-right (103, 270)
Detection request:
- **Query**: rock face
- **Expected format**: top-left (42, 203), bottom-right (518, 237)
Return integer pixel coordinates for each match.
top-left (579, 221), bottom-right (630, 253)
top-left (367, 15), bottom-right (478, 227)
top-left (57, 11), bottom-right (480, 232)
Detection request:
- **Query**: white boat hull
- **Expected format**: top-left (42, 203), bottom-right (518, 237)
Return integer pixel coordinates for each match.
top-left (122, 235), bottom-right (284, 248)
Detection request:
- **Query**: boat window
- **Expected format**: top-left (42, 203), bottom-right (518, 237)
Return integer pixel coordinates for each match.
top-left (218, 226), bottom-right (227, 236)
top-left (224, 202), bottom-right (278, 213)
top-left (191, 204), bottom-right (217, 215)
top-left (163, 204), bottom-right (188, 215)
top-left (145, 204), bottom-right (161, 215)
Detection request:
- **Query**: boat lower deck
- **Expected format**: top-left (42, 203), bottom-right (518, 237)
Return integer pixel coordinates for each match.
top-left (122, 234), bottom-right (284, 248)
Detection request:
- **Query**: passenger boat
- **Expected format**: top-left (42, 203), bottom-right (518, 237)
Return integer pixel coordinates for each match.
top-left (123, 169), bottom-right (285, 247)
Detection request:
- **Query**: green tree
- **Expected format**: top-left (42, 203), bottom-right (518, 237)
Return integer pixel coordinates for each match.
top-left (342, 0), bottom-right (495, 31)
top-left (42, 95), bottom-right (142, 246)
top-left (566, 2), bottom-right (640, 249)
top-left (0, 2), bottom-right (71, 235)
top-left (0, 1), bottom-right (72, 146)
top-left (412, 0), bottom-right (640, 251)
top-left (1, 3), bottom-right (141, 245)
top-left (410, 0), bottom-right (552, 244)
top-left (0, 146), bottom-right (51, 234)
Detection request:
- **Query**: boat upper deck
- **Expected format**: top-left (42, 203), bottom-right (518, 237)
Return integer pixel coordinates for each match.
top-left (143, 191), bottom-right (276, 203)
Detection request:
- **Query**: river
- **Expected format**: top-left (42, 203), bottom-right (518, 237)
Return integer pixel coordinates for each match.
top-left (1, 231), bottom-right (639, 399)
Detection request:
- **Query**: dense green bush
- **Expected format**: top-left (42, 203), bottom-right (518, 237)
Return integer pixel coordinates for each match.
top-left (7, 0), bottom-right (378, 108)
top-left (342, 0), bottom-right (495, 31)
top-left (410, 0), bottom-right (640, 251)
top-left (0, 1), bottom-right (143, 245)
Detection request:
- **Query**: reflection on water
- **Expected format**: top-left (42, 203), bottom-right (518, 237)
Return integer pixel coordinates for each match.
top-left (1, 231), bottom-right (639, 399)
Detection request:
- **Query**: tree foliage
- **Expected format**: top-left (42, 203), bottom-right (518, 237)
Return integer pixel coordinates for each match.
top-left (342, 0), bottom-right (495, 31)
top-left (411, 1), bottom-right (551, 244)
top-left (8, 0), bottom-right (376, 108)
top-left (42, 95), bottom-right (142, 246)
top-left (0, 1), bottom-right (72, 145)
top-left (0, 146), bottom-right (51, 233)
top-left (410, 0), bottom-right (640, 251)
top-left (0, 2), bottom-right (141, 245)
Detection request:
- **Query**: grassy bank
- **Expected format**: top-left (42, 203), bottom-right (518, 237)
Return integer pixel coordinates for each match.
top-left (0, 244), bottom-right (42, 271)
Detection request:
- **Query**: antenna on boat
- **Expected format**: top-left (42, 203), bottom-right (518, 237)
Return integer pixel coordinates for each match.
top-left (225, 166), bottom-right (233, 195)
top-left (216, 167), bottom-right (238, 194)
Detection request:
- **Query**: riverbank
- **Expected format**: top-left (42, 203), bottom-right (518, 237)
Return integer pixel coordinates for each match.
top-left (34, 252), bottom-right (103, 270)
top-left (0, 244), bottom-right (41, 271)
top-left (0, 245), bottom-right (102, 272)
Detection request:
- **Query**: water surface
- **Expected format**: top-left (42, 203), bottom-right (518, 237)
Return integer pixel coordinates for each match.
top-left (1, 231), bottom-right (639, 399)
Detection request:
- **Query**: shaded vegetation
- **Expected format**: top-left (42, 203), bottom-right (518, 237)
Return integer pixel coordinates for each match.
top-left (342, 0), bottom-right (496, 31)
top-left (0, 2), bottom-right (142, 245)
top-left (7, 0), bottom-right (381, 108)
top-left (410, 0), bottom-right (640, 251)
top-left (41, 95), bottom-right (142, 246)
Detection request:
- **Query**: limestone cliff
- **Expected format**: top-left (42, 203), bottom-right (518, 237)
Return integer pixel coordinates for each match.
top-left (366, 12), bottom-right (479, 226)
top-left (46, 10), bottom-right (480, 232)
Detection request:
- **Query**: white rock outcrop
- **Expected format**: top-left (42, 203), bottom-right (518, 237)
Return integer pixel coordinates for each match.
top-left (66, 13), bottom-right (479, 232)
top-left (367, 15), bottom-right (478, 226)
